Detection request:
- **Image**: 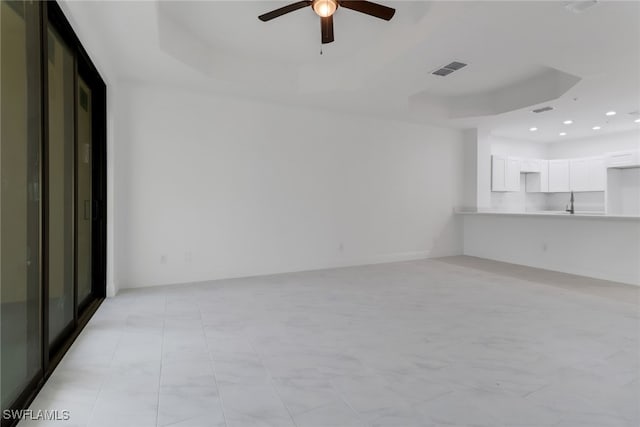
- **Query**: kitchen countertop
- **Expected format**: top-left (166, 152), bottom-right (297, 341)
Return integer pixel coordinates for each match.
top-left (455, 209), bottom-right (640, 221)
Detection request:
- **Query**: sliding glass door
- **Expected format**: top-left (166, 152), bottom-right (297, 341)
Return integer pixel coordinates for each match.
top-left (1, 2), bottom-right (106, 424)
top-left (0, 0), bottom-right (43, 411)
top-left (47, 24), bottom-right (75, 347)
top-left (76, 76), bottom-right (93, 307)
top-left (44, 3), bottom-right (107, 356)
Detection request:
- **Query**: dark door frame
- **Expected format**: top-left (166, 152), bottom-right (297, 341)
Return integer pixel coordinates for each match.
top-left (2, 2), bottom-right (107, 426)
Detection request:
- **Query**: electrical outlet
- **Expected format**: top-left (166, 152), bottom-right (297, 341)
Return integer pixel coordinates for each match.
top-left (160, 255), bottom-right (167, 264)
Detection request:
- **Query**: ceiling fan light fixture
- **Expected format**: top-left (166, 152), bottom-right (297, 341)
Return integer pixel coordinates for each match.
top-left (313, 0), bottom-right (338, 17)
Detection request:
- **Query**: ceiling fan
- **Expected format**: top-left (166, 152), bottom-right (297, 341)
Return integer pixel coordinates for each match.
top-left (258, 0), bottom-right (396, 44)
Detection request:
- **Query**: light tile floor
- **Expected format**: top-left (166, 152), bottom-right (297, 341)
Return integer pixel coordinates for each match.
top-left (20, 256), bottom-right (639, 427)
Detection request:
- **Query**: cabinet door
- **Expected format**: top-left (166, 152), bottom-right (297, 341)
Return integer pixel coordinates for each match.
top-left (570, 158), bottom-right (589, 192)
top-left (587, 157), bottom-right (605, 191)
top-left (521, 159), bottom-right (541, 173)
top-left (491, 155), bottom-right (507, 191)
top-left (540, 160), bottom-right (549, 192)
top-left (548, 160), bottom-right (570, 192)
top-left (506, 157), bottom-right (521, 191)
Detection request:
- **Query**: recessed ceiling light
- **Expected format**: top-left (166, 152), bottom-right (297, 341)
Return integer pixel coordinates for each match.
top-left (605, 111), bottom-right (616, 116)
top-left (529, 127), bottom-right (538, 132)
top-left (563, 120), bottom-right (573, 125)
top-left (592, 126), bottom-right (601, 130)
top-left (635, 118), bottom-right (640, 123)
top-left (559, 132), bottom-right (567, 136)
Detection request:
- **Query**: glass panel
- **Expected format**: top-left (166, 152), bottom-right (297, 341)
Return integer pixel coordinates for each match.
top-left (47, 26), bottom-right (74, 344)
top-left (1, 0), bottom-right (42, 409)
top-left (77, 78), bottom-right (92, 304)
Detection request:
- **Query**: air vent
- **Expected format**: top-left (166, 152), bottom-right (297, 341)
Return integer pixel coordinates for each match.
top-left (431, 61), bottom-right (468, 77)
top-left (432, 68), bottom-right (454, 77)
top-left (444, 61), bottom-right (467, 71)
top-left (532, 106), bottom-right (554, 113)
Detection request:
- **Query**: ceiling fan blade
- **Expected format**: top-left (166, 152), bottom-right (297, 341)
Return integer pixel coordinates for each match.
top-left (321, 15), bottom-right (334, 44)
top-left (339, 1), bottom-right (395, 20)
top-left (258, 1), bottom-right (311, 22)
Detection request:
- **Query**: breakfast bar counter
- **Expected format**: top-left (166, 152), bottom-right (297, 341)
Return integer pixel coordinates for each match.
top-left (456, 209), bottom-right (640, 285)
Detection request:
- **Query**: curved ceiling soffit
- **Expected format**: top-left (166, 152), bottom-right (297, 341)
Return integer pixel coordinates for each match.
top-left (409, 66), bottom-right (582, 120)
top-left (156, 2), bottom-right (299, 93)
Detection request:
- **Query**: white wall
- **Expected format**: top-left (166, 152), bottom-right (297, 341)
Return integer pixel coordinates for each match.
top-left (461, 129), bottom-right (478, 210)
top-left (115, 84), bottom-right (467, 289)
top-left (463, 214), bottom-right (640, 285)
top-left (546, 192), bottom-right (605, 212)
top-left (490, 136), bottom-right (547, 158)
top-left (476, 128), bottom-right (492, 209)
top-left (547, 129), bottom-right (640, 159)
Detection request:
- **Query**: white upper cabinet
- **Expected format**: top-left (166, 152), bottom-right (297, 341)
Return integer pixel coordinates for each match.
top-left (520, 159), bottom-right (541, 173)
top-left (506, 157), bottom-right (521, 191)
top-left (525, 160), bottom-right (549, 192)
top-left (495, 154), bottom-right (607, 193)
top-left (492, 155), bottom-right (521, 192)
top-left (548, 159), bottom-right (570, 192)
top-left (492, 155), bottom-right (507, 191)
top-left (569, 157), bottom-right (605, 192)
top-left (569, 158), bottom-right (589, 191)
top-left (587, 157), bottom-right (606, 191)
top-left (540, 160), bottom-right (549, 192)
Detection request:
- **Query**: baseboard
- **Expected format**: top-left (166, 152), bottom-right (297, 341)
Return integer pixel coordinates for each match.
top-left (114, 249), bottom-right (453, 294)
top-left (462, 250), bottom-right (640, 286)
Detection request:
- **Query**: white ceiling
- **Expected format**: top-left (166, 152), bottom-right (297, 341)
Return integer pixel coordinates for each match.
top-left (62, 0), bottom-right (640, 143)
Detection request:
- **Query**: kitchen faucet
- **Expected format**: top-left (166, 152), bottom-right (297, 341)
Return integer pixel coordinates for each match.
top-left (566, 191), bottom-right (575, 214)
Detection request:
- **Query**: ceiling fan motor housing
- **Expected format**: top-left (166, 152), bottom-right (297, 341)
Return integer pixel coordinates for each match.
top-left (313, 0), bottom-right (339, 18)
top-left (258, 0), bottom-right (396, 45)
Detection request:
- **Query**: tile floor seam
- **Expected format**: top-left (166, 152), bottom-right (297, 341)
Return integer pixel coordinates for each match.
top-left (244, 334), bottom-right (299, 427)
top-left (154, 298), bottom-right (168, 427)
top-left (327, 378), bottom-right (373, 427)
top-left (84, 318), bottom-right (125, 426)
top-left (199, 302), bottom-right (230, 427)
top-left (521, 382), bottom-right (552, 399)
